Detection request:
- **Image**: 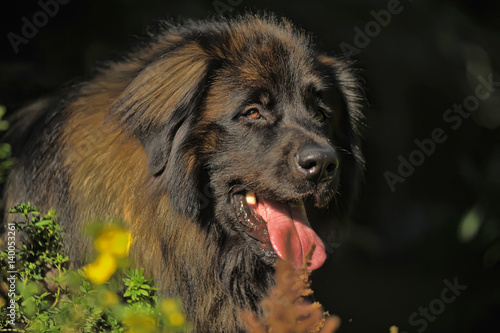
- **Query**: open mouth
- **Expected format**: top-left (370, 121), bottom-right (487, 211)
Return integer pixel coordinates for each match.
top-left (231, 190), bottom-right (327, 270)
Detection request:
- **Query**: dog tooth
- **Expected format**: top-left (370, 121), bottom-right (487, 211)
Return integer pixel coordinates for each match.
top-left (246, 192), bottom-right (257, 205)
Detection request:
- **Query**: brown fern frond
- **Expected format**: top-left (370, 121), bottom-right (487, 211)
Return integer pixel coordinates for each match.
top-left (241, 237), bottom-right (341, 333)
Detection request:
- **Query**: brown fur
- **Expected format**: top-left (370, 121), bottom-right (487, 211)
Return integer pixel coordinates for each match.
top-left (2, 14), bottom-right (364, 332)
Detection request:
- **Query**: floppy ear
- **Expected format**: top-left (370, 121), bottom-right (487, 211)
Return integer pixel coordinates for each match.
top-left (111, 43), bottom-right (212, 217)
top-left (316, 55), bottom-right (363, 145)
top-left (316, 55), bottom-right (365, 218)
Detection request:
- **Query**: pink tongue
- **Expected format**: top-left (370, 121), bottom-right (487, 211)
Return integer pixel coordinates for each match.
top-left (255, 198), bottom-right (326, 270)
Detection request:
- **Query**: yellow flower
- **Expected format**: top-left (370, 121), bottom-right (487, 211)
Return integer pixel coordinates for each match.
top-left (83, 253), bottom-right (117, 285)
top-left (168, 312), bottom-right (185, 327)
top-left (123, 313), bottom-right (158, 333)
top-left (161, 299), bottom-right (179, 314)
top-left (161, 298), bottom-right (185, 327)
top-left (94, 228), bottom-right (133, 258)
top-left (99, 290), bottom-right (119, 307)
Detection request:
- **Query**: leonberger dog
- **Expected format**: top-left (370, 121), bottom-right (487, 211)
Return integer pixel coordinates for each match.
top-left (2, 13), bottom-right (364, 332)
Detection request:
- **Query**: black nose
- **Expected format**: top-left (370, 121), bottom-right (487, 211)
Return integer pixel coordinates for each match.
top-left (295, 144), bottom-right (339, 183)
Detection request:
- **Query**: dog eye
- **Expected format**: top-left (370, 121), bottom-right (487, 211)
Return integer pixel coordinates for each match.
top-left (243, 107), bottom-right (262, 120)
top-left (314, 109), bottom-right (327, 123)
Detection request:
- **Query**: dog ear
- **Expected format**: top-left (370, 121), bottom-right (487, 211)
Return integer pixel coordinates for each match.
top-left (111, 43), bottom-right (212, 217)
top-left (316, 55), bottom-right (364, 144)
top-left (315, 55), bottom-right (365, 218)
top-left (111, 43), bottom-right (210, 175)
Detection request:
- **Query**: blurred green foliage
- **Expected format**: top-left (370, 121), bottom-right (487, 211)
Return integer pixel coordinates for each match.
top-left (0, 204), bottom-right (188, 332)
top-left (0, 106), bottom-right (15, 184)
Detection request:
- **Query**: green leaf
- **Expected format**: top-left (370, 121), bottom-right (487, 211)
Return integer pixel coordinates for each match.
top-left (458, 206), bottom-right (483, 242)
top-left (35, 220), bottom-right (52, 226)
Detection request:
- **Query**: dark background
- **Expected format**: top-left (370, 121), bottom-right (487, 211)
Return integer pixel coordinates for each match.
top-left (1, 1), bottom-right (499, 332)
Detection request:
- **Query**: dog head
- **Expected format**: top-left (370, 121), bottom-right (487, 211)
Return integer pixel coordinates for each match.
top-left (111, 14), bottom-right (364, 270)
